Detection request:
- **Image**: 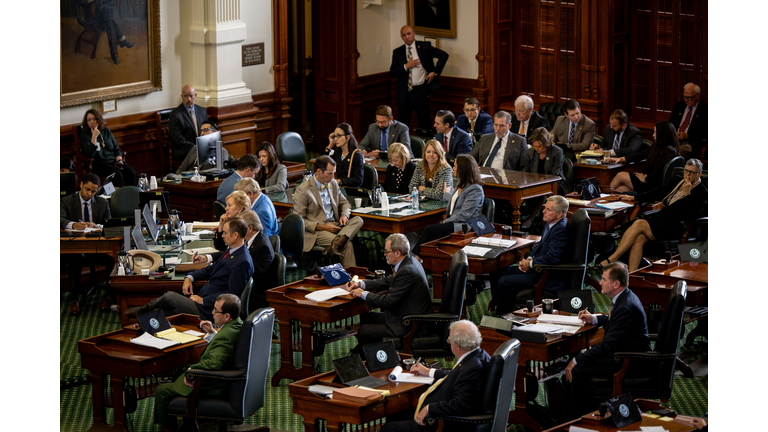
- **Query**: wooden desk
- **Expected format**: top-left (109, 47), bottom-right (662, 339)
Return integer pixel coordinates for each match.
top-left (572, 158), bottom-right (643, 185)
top-left (289, 366), bottom-right (427, 432)
top-left (565, 195), bottom-right (639, 232)
top-left (420, 225), bottom-right (538, 299)
top-left (78, 314), bottom-right (207, 432)
top-left (160, 179), bottom-right (224, 222)
top-left (479, 319), bottom-right (604, 432)
top-left (266, 267), bottom-right (372, 385)
top-left (629, 258), bottom-right (708, 314)
top-left (479, 167), bottom-right (561, 231)
top-left (543, 399), bottom-right (699, 432)
top-left (60, 234), bottom-right (124, 261)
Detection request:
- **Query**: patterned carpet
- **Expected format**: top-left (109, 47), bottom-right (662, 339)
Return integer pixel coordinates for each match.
top-left (60, 246), bottom-right (707, 431)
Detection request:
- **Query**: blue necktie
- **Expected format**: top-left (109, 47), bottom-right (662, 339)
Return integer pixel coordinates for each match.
top-left (381, 129), bottom-right (388, 151)
top-left (612, 132), bottom-right (621, 150)
top-left (83, 201), bottom-right (90, 222)
top-left (542, 224), bottom-right (550, 240)
top-left (484, 138), bottom-right (502, 167)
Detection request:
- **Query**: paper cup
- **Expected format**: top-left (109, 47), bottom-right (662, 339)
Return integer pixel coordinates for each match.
top-left (354, 198), bottom-right (362, 207)
top-left (141, 269), bottom-right (150, 275)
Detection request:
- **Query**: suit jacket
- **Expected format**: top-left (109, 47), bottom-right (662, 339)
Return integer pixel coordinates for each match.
top-left (171, 317), bottom-right (243, 396)
top-left (443, 183), bottom-right (484, 224)
top-left (425, 348), bottom-right (492, 424)
top-left (169, 103), bottom-right (209, 161)
top-left (293, 176), bottom-right (352, 252)
top-left (509, 110), bottom-right (548, 140)
top-left (60, 192), bottom-right (111, 229)
top-left (363, 255), bottom-right (432, 337)
top-left (259, 164), bottom-right (289, 194)
top-left (435, 127), bottom-right (473, 159)
top-left (575, 288), bottom-right (650, 366)
top-left (669, 101), bottom-right (708, 152)
top-left (529, 217), bottom-right (569, 292)
top-left (384, 161), bottom-right (417, 195)
top-left (456, 110), bottom-right (494, 135)
top-left (359, 120), bottom-right (412, 154)
top-left (469, 131), bottom-right (528, 171)
top-left (521, 145), bottom-right (565, 183)
top-left (651, 181), bottom-right (708, 223)
top-left (408, 163), bottom-right (453, 200)
top-left (213, 231), bottom-right (276, 311)
top-left (551, 114), bottom-right (596, 152)
top-left (189, 245), bottom-right (254, 317)
top-left (251, 193), bottom-right (279, 238)
top-left (389, 42), bottom-right (449, 104)
top-left (601, 122), bottom-right (643, 158)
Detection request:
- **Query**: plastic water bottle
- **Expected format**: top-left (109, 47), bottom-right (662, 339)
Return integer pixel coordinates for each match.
top-left (411, 186), bottom-right (419, 210)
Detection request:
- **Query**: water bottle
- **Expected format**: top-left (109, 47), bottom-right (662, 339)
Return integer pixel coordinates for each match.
top-left (411, 186), bottom-right (419, 210)
top-left (138, 173), bottom-right (150, 191)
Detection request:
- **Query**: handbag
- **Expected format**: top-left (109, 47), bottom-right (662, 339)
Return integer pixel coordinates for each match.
top-left (347, 149), bottom-right (360, 178)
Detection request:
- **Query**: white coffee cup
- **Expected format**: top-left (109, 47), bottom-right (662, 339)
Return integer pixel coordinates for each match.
top-left (141, 269), bottom-right (150, 275)
top-left (354, 198), bottom-right (362, 207)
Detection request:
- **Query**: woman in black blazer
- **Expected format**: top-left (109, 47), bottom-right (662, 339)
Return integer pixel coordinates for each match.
top-left (608, 121), bottom-right (679, 193)
top-left (324, 123), bottom-right (364, 188)
top-left (520, 127), bottom-right (565, 229)
top-left (383, 142), bottom-right (416, 195)
top-left (599, 159), bottom-right (706, 271)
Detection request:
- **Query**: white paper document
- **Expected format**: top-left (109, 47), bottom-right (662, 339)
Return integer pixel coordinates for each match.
top-left (130, 332), bottom-right (179, 350)
top-left (388, 366), bottom-right (434, 384)
top-left (461, 246), bottom-right (492, 257)
top-left (308, 384), bottom-right (337, 398)
top-left (305, 287), bottom-right (350, 302)
top-left (393, 209), bottom-right (424, 216)
top-left (183, 330), bottom-right (205, 337)
top-left (352, 207), bottom-right (380, 214)
top-left (568, 426), bottom-right (598, 432)
top-left (387, 202), bottom-right (412, 209)
top-left (181, 247), bottom-right (220, 255)
top-left (518, 323), bottom-right (563, 333)
top-left (596, 201), bottom-right (635, 210)
top-left (640, 427), bottom-right (669, 432)
top-left (480, 174), bottom-right (494, 179)
top-left (566, 198), bottom-right (591, 206)
top-left (472, 237), bottom-right (516, 248)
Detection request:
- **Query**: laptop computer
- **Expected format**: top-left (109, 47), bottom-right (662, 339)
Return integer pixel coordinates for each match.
top-left (136, 309), bottom-right (172, 336)
top-left (363, 341), bottom-right (400, 372)
top-left (580, 177), bottom-right (601, 200)
top-left (468, 215), bottom-right (496, 236)
top-left (558, 290), bottom-right (595, 314)
top-left (132, 224), bottom-right (149, 251)
top-left (142, 204), bottom-right (160, 244)
top-left (677, 241), bottom-right (708, 263)
top-left (332, 354), bottom-right (389, 388)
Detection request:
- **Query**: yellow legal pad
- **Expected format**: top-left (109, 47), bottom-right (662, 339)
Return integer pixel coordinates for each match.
top-left (155, 328), bottom-right (201, 344)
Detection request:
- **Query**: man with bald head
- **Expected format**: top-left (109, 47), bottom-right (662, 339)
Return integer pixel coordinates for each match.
top-left (169, 84), bottom-right (210, 161)
top-left (389, 25), bottom-right (449, 130)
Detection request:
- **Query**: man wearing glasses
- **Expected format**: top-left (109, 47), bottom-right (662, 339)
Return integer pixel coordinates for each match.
top-left (175, 120), bottom-right (231, 174)
top-left (670, 83), bottom-right (708, 159)
top-left (344, 233), bottom-right (432, 359)
top-left (509, 95), bottom-right (548, 140)
top-left (154, 294), bottom-right (243, 431)
top-left (456, 97), bottom-right (494, 138)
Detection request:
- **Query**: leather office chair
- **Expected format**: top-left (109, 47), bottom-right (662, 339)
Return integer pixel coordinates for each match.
top-left (269, 235), bottom-right (281, 255)
top-left (592, 134), bottom-right (604, 148)
top-left (388, 250), bottom-right (468, 357)
top-left (642, 139), bottom-right (653, 151)
top-left (110, 186), bottom-right (142, 218)
top-left (155, 109), bottom-right (174, 173)
top-left (168, 308), bottom-right (275, 432)
top-left (410, 136), bottom-right (425, 159)
top-left (239, 277), bottom-right (254, 321)
top-left (279, 213), bottom-right (304, 271)
top-left (362, 163), bottom-right (378, 190)
top-left (538, 102), bottom-right (563, 132)
top-left (590, 281), bottom-right (687, 403)
top-left (661, 156), bottom-right (685, 189)
top-left (276, 132), bottom-right (306, 164)
top-left (272, 252), bottom-right (286, 287)
top-left (518, 209), bottom-right (591, 305)
top-left (425, 338), bottom-right (521, 432)
top-left (213, 201), bottom-right (226, 221)
top-left (562, 158), bottom-right (575, 194)
top-left (481, 198), bottom-right (495, 223)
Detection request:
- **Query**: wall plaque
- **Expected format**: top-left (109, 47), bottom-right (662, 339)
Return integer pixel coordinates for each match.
top-left (242, 43), bottom-right (265, 66)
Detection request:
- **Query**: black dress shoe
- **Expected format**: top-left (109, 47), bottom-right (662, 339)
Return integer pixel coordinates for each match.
top-left (125, 303), bottom-right (152, 318)
top-left (119, 38), bottom-right (135, 48)
top-left (111, 54), bottom-right (120, 65)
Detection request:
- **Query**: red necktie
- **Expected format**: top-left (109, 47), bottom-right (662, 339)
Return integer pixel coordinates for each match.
top-left (222, 249), bottom-right (230, 259)
top-left (444, 135), bottom-right (448, 152)
top-left (679, 107), bottom-right (693, 133)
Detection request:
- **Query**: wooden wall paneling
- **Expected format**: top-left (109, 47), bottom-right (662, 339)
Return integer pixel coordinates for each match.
top-left (429, 77), bottom-right (478, 120)
top-left (472, 0), bottom-right (493, 113)
top-left (272, 0), bottom-right (292, 136)
top-left (359, 72), bottom-right (391, 133)
top-left (208, 102), bottom-right (259, 158)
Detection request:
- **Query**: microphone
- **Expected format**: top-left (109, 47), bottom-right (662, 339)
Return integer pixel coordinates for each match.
top-left (159, 240), bottom-right (192, 272)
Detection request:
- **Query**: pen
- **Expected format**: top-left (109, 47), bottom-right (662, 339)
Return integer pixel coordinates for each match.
top-left (194, 251), bottom-right (198, 261)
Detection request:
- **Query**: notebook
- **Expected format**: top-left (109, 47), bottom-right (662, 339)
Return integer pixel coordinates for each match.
top-left (558, 289), bottom-right (595, 314)
top-left (332, 354), bottom-right (389, 388)
top-left (363, 340), bottom-right (400, 372)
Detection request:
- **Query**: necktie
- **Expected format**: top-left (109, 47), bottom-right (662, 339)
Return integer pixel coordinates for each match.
top-left (484, 138), bottom-right (503, 167)
top-left (612, 132), bottom-right (621, 150)
top-left (608, 302), bottom-right (614, 319)
top-left (189, 108), bottom-right (199, 136)
top-left (679, 107), bottom-right (693, 133)
top-left (83, 201), bottom-right (90, 222)
top-left (470, 121), bottom-right (475, 134)
top-left (519, 121), bottom-right (525, 135)
top-left (414, 362), bottom-right (458, 419)
top-left (568, 123), bottom-right (575, 145)
top-left (541, 224), bottom-right (550, 241)
top-left (443, 135), bottom-right (449, 153)
top-left (319, 182), bottom-right (330, 191)
top-left (381, 129), bottom-right (388, 152)
top-left (222, 249), bottom-right (231, 259)
top-left (407, 46), bottom-right (413, 92)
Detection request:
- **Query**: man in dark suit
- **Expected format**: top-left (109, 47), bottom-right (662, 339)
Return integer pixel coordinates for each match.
top-left (490, 196), bottom-right (569, 317)
top-left (551, 99), bottom-right (596, 152)
top-left (469, 110), bottom-right (528, 171)
top-left (126, 218), bottom-right (254, 320)
top-left (510, 95), bottom-right (548, 140)
top-left (154, 293), bottom-right (243, 432)
top-left (345, 233), bottom-right (432, 357)
top-left (359, 105), bottom-right (412, 157)
top-left (564, 263), bottom-right (651, 415)
top-left (389, 25), bottom-right (449, 130)
top-left (60, 173), bottom-right (113, 315)
top-left (590, 109), bottom-right (643, 158)
top-left (456, 97), bottom-right (494, 138)
top-left (433, 110), bottom-right (472, 159)
top-left (669, 82), bottom-right (708, 159)
top-left (169, 84), bottom-right (209, 161)
top-left (380, 320), bottom-right (491, 432)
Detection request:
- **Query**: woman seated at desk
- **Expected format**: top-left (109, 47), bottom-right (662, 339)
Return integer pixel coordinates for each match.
top-left (79, 108), bottom-right (136, 187)
top-left (607, 121), bottom-right (679, 193)
top-left (412, 154), bottom-right (484, 260)
top-left (213, 190), bottom-right (251, 250)
top-left (597, 158), bottom-right (706, 272)
top-left (408, 139), bottom-right (453, 200)
top-left (324, 123), bottom-right (364, 188)
top-left (256, 141), bottom-right (289, 193)
top-left (520, 127), bottom-right (565, 229)
top-left (383, 142), bottom-right (416, 195)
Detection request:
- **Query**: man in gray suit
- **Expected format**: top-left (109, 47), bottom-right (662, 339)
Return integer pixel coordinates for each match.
top-left (469, 110), bottom-right (528, 171)
top-left (360, 105), bottom-right (412, 157)
top-left (551, 99), bottom-right (596, 152)
top-left (60, 173), bottom-right (113, 315)
top-left (345, 233), bottom-right (432, 358)
top-left (293, 156), bottom-right (364, 267)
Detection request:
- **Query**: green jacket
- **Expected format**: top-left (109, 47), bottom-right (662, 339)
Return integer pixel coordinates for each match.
top-left (80, 127), bottom-right (122, 164)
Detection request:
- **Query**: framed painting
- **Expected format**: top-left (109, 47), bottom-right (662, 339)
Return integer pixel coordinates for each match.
top-left (60, 0), bottom-right (161, 107)
top-left (407, 0), bottom-right (456, 39)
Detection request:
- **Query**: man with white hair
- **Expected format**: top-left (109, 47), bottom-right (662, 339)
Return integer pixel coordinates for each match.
top-left (669, 82), bottom-right (708, 158)
top-left (509, 95), bottom-right (548, 139)
top-left (381, 320), bottom-right (491, 432)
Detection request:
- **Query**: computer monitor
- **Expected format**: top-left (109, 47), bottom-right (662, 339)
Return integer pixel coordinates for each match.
top-left (196, 131), bottom-right (223, 169)
top-left (142, 204), bottom-right (159, 244)
top-left (60, 172), bottom-right (76, 197)
top-left (139, 191), bottom-right (170, 217)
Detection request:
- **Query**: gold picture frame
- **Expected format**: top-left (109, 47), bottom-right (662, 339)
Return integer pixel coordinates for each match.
top-left (407, 0), bottom-right (457, 39)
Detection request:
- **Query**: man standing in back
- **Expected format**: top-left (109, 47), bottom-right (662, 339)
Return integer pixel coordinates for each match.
top-left (169, 84), bottom-right (210, 161)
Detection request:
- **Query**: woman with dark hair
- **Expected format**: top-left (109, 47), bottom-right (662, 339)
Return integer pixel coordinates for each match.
top-left (79, 108), bottom-right (136, 186)
top-left (324, 123), bottom-right (364, 188)
top-left (256, 142), bottom-right (288, 193)
top-left (412, 154), bottom-right (485, 260)
top-left (520, 127), bottom-right (565, 229)
top-left (607, 121), bottom-right (679, 193)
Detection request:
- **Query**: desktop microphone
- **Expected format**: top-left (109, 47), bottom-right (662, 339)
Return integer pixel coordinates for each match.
top-left (159, 240), bottom-right (191, 272)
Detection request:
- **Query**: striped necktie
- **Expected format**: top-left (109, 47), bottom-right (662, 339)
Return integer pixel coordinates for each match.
top-left (407, 46), bottom-right (413, 92)
top-left (414, 362), bottom-right (459, 419)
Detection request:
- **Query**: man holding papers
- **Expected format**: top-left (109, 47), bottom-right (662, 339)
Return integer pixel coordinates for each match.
top-left (381, 320), bottom-right (490, 432)
top-left (345, 234), bottom-right (431, 359)
top-left (154, 294), bottom-right (243, 431)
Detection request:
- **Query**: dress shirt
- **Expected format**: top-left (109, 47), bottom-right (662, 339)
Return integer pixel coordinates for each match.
top-left (360, 257), bottom-right (405, 299)
top-left (427, 347), bottom-right (479, 377)
top-left (404, 43), bottom-right (426, 86)
top-left (313, 176), bottom-right (335, 221)
top-left (609, 129), bottom-right (624, 157)
top-left (186, 243), bottom-right (244, 283)
top-left (484, 134), bottom-right (510, 170)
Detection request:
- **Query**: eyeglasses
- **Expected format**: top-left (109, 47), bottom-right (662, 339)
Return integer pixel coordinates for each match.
top-left (201, 127), bottom-right (215, 133)
top-left (212, 309), bottom-right (223, 315)
top-left (683, 94), bottom-right (699, 101)
top-left (331, 134), bottom-right (346, 139)
top-left (514, 109), bottom-right (530, 114)
top-left (382, 249), bottom-right (394, 255)
top-left (463, 107), bottom-right (478, 112)
top-left (683, 169), bottom-right (700, 175)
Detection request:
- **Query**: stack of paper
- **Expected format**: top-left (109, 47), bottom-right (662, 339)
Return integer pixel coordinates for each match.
top-left (130, 332), bottom-right (179, 350)
top-left (155, 328), bottom-right (201, 344)
top-left (332, 386), bottom-right (384, 404)
top-left (308, 384), bottom-right (337, 399)
top-left (305, 287), bottom-right (350, 302)
top-left (388, 366), bottom-right (434, 384)
top-left (472, 237), bottom-right (517, 248)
